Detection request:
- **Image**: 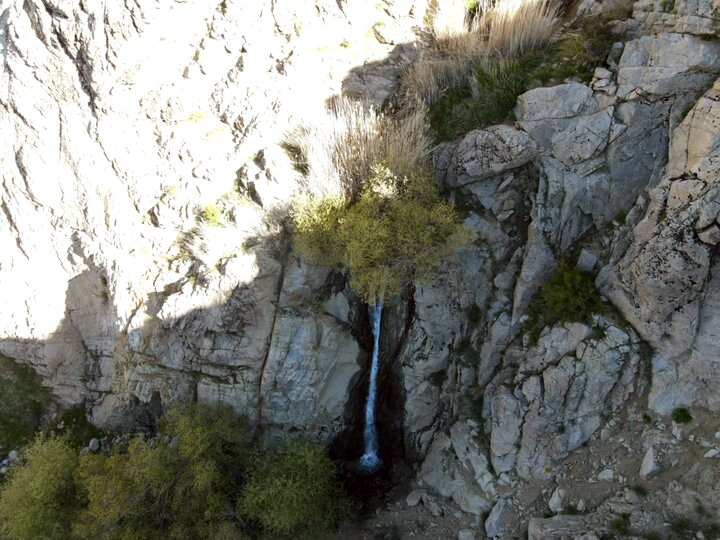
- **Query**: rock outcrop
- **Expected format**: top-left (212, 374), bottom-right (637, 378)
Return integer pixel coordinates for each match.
top-left (3, 0), bottom-right (720, 536)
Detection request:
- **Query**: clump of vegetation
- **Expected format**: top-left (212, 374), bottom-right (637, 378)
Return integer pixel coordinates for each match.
top-left (240, 439), bottom-right (346, 535)
top-left (532, 18), bottom-right (619, 84)
top-left (290, 100), bottom-right (471, 306)
top-left (200, 203), bottom-right (223, 226)
top-left (427, 14), bottom-right (620, 141)
top-left (292, 164), bottom-right (469, 302)
top-left (0, 404), bottom-right (346, 539)
top-left (672, 516), bottom-right (693, 535)
top-left (0, 435), bottom-right (80, 540)
top-left (611, 515), bottom-right (630, 534)
top-left (642, 413), bottom-right (652, 424)
top-left (430, 57), bottom-right (529, 140)
top-left (410, 0), bottom-right (561, 107)
top-left (671, 407), bottom-right (693, 424)
top-left (525, 261), bottom-right (608, 343)
top-left (0, 356), bottom-right (51, 454)
top-left (631, 484), bottom-right (648, 496)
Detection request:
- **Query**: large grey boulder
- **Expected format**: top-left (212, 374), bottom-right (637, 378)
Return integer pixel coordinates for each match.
top-left (440, 126), bottom-right (539, 188)
top-left (617, 34), bottom-right (720, 100)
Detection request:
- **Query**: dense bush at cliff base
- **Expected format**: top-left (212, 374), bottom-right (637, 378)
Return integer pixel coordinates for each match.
top-left (0, 404), bottom-right (346, 539)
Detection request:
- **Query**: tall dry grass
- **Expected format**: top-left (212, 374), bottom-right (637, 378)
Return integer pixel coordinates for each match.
top-left (400, 0), bottom-right (561, 109)
top-left (482, 0), bottom-right (561, 57)
top-left (284, 97), bottom-right (432, 202)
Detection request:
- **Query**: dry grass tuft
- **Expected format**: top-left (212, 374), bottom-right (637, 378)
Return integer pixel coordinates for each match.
top-left (483, 0), bottom-right (561, 57)
top-left (283, 97), bottom-right (432, 201)
top-left (400, 0), bottom-right (561, 110)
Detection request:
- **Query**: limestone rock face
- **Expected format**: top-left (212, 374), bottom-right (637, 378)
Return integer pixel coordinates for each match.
top-left (0, 0), bottom-right (427, 433)
top-left (600, 78), bottom-right (720, 413)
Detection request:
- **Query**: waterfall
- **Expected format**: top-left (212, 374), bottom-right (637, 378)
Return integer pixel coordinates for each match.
top-left (359, 301), bottom-right (383, 472)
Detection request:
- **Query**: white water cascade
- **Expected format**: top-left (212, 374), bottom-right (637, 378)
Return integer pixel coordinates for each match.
top-left (359, 302), bottom-right (383, 472)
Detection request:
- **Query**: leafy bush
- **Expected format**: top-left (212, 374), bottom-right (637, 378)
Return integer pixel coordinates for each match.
top-left (240, 439), bottom-right (345, 536)
top-left (525, 262), bottom-right (607, 342)
top-left (0, 435), bottom-right (81, 540)
top-left (200, 204), bottom-right (223, 226)
top-left (671, 407), bottom-right (693, 424)
top-left (430, 57), bottom-right (529, 140)
top-left (0, 403), bottom-right (343, 539)
top-left (0, 356), bottom-right (51, 453)
top-left (75, 403), bottom-right (250, 539)
top-left (292, 165), bottom-right (470, 302)
top-left (530, 18), bottom-right (619, 84)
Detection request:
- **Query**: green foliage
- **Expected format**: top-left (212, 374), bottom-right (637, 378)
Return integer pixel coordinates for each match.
top-left (429, 17), bottom-right (619, 142)
top-left (430, 58), bottom-right (528, 141)
top-left (74, 437), bottom-right (180, 539)
top-left (0, 356), bottom-right (51, 453)
top-left (672, 516), bottom-right (693, 535)
top-left (611, 515), bottom-right (629, 534)
top-left (0, 403), bottom-right (343, 539)
top-left (293, 165), bottom-right (470, 303)
top-left (631, 484), bottom-right (648, 497)
top-left (525, 262), bottom-right (607, 343)
top-left (75, 403), bottom-right (250, 539)
top-left (671, 407), bottom-right (693, 424)
top-left (642, 413), bottom-right (652, 424)
top-left (0, 435), bottom-right (81, 540)
top-left (200, 204), bottom-right (223, 226)
top-left (534, 19), bottom-right (618, 84)
top-left (240, 439), bottom-right (345, 536)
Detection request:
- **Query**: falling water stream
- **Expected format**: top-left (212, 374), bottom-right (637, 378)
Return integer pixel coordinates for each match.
top-left (359, 301), bottom-right (383, 472)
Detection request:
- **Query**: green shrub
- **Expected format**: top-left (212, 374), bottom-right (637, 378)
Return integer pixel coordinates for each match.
top-left (533, 19), bottom-right (618, 84)
top-left (291, 194), bottom-right (348, 268)
top-left (200, 204), bottom-right (223, 226)
top-left (75, 403), bottom-right (250, 539)
top-left (293, 164), bottom-right (470, 303)
top-left (430, 57), bottom-right (529, 141)
top-left (611, 515), bottom-right (629, 534)
top-left (74, 436), bottom-right (180, 539)
top-left (0, 357), bottom-right (51, 454)
top-left (0, 435), bottom-right (81, 540)
top-left (672, 516), bottom-right (693, 535)
top-left (240, 439), bottom-right (345, 536)
top-left (671, 407), bottom-right (693, 424)
top-left (525, 262), bottom-right (607, 343)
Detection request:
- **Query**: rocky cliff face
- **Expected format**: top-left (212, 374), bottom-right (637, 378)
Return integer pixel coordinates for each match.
top-left (0, 0), bottom-right (427, 436)
top-left (3, 0), bottom-right (720, 536)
